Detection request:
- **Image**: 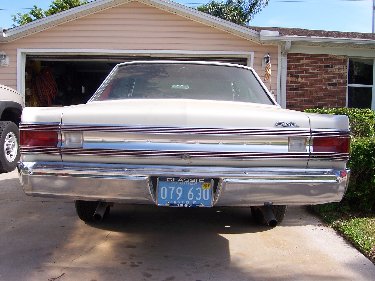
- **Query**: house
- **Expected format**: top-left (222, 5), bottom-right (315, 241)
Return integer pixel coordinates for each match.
top-left (0, 0), bottom-right (374, 110)
top-left (255, 27), bottom-right (375, 111)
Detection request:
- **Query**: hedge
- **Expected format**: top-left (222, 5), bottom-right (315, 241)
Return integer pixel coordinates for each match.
top-left (348, 138), bottom-right (375, 211)
top-left (305, 108), bottom-right (375, 211)
top-left (304, 108), bottom-right (375, 138)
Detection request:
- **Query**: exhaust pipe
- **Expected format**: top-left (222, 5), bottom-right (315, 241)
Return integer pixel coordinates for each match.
top-left (93, 202), bottom-right (110, 222)
top-left (260, 204), bottom-right (278, 227)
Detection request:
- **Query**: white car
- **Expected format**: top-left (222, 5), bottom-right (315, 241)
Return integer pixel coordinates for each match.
top-left (18, 61), bottom-right (350, 226)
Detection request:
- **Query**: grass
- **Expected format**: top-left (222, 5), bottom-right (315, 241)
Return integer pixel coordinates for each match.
top-left (313, 203), bottom-right (375, 263)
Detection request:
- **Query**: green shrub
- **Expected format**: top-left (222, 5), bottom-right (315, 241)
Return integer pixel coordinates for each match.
top-left (305, 108), bottom-right (375, 211)
top-left (347, 138), bottom-right (375, 211)
top-left (304, 108), bottom-right (375, 138)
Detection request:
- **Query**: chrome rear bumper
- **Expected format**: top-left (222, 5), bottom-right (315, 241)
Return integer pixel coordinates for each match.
top-left (18, 162), bottom-right (350, 206)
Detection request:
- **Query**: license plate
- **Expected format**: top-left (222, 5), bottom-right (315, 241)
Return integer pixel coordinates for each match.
top-left (157, 177), bottom-right (213, 207)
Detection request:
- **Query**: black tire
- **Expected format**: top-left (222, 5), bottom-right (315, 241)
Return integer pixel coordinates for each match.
top-left (251, 206), bottom-right (264, 225)
top-left (75, 200), bottom-right (99, 222)
top-left (251, 205), bottom-right (287, 226)
top-left (273, 205), bottom-right (287, 223)
top-left (0, 121), bottom-right (20, 173)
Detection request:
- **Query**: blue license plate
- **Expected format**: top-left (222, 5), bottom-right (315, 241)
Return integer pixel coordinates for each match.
top-left (157, 177), bottom-right (213, 207)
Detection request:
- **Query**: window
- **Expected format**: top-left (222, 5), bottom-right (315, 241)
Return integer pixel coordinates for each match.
top-left (92, 62), bottom-right (275, 105)
top-left (347, 58), bottom-right (375, 109)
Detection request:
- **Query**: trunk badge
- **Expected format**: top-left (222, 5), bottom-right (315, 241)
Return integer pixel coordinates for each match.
top-left (275, 121), bottom-right (299, 128)
top-left (181, 153), bottom-right (191, 160)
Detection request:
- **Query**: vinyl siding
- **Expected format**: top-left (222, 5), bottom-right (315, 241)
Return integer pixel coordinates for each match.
top-left (0, 1), bottom-right (278, 95)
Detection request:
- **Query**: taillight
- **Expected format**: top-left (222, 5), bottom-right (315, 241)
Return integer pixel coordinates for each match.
top-left (313, 136), bottom-right (350, 153)
top-left (20, 130), bottom-right (59, 147)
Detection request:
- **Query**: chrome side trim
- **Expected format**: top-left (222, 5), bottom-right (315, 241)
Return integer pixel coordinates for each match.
top-left (19, 123), bottom-right (350, 161)
top-left (18, 161), bottom-right (350, 206)
top-left (20, 147), bottom-right (60, 155)
top-left (59, 148), bottom-right (348, 161)
top-left (19, 122), bottom-right (60, 131)
top-left (20, 123), bottom-right (350, 139)
top-left (60, 148), bottom-right (313, 159)
top-left (60, 124), bottom-right (349, 137)
top-left (60, 124), bottom-right (312, 136)
top-left (311, 129), bottom-right (351, 137)
top-left (18, 162), bottom-right (343, 178)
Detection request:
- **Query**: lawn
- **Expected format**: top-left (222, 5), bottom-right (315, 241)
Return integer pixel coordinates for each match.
top-left (313, 203), bottom-right (375, 263)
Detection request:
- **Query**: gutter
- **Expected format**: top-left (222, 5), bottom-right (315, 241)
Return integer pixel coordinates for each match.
top-left (260, 30), bottom-right (375, 46)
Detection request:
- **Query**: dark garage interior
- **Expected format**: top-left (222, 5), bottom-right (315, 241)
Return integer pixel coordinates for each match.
top-left (24, 55), bottom-right (248, 107)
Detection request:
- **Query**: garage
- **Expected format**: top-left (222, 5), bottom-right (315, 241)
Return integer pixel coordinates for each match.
top-left (24, 54), bottom-right (250, 107)
top-left (1, 0), bottom-right (279, 106)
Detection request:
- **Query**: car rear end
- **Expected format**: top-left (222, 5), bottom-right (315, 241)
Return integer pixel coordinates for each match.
top-left (17, 61), bottom-right (350, 224)
top-left (18, 100), bottom-right (350, 207)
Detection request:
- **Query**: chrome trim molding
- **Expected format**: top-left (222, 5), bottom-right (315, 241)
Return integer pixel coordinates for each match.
top-left (20, 122), bottom-right (350, 137)
top-left (18, 161), bottom-right (350, 206)
top-left (20, 147), bottom-right (349, 161)
top-left (60, 148), bottom-right (349, 160)
top-left (60, 148), bottom-right (311, 159)
top-left (311, 130), bottom-right (351, 137)
top-left (19, 123), bottom-right (350, 161)
top-left (20, 147), bottom-right (60, 155)
top-left (19, 123), bottom-right (60, 131)
top-left (60, 124), bottom-right (312, 136)
top-left (21, 147), bottom-right (349, 160)
top-left (62, 124), bottom-right (349, 137)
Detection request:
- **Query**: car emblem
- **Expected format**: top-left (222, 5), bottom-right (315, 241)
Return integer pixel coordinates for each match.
top-left (275, 121), bottom-right (299, 128)
top-left (181, 153), bottom-right (191, 160)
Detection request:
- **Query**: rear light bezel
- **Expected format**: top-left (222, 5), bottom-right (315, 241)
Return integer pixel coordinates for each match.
top-left (288, 137), bottom-right (308, 152)
top-left (20, 130), bottom-right (59, 147)
top-left (63, 132), bottom-right (83, 148)
top-left (312, 136), bottom-right (351, 154)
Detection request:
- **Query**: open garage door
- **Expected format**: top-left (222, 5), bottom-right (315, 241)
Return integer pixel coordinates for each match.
top-left (25, 55), bottom-right (249, 107)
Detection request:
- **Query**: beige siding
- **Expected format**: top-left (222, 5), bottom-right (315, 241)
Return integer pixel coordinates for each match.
top-left (0, 1), bottom-right (278, 94)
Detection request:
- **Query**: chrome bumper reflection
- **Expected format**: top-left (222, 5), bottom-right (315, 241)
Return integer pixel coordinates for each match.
top-left (18, 162), bottom-right (350, 206)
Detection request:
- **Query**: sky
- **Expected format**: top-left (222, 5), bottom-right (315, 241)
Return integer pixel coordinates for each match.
top-left (0, 0), bottom-right (373, 33)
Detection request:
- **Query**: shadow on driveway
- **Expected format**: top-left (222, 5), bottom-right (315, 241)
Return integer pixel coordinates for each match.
top-left (1, 174), bottom-right (374, 281)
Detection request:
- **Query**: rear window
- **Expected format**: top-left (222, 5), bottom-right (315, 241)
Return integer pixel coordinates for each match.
top-left (90, 63), bottom-right (274, 105)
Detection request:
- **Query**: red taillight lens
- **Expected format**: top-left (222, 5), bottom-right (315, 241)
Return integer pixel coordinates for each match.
top-left (313, 136), bottom-right (350, 153)
top-left (20, 130), bottom-right (59, 147)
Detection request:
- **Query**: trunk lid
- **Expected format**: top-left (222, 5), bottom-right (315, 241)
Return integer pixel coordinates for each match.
top-left (62, 99), bottom-right (309, 128)
top-left (60, 99), bottom-right (311, 168)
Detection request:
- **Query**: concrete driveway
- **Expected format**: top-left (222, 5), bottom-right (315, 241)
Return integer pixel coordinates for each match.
top-left (0, 171), bottom-right (374, 281)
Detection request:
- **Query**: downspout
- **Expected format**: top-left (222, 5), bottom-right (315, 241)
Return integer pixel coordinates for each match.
top-left (260, 30), bottom-right (291, 109)
top-left (277, 45), bottom-right (282, 105)
top-left (280, 40), bottom-right (291, 109)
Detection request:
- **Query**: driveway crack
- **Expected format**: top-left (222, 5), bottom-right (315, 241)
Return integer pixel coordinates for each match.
top-left (70, 231), bottom-right (112, 264)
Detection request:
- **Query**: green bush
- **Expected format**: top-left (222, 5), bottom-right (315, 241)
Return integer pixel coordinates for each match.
top-left (305, 108), bottom-right (375, 211)
top-left (347, 138), bottom-right (375, 211)
top-left (304, 108), bottom-right (375, 138)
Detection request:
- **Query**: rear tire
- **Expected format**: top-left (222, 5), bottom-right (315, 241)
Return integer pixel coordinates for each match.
top-left (75, 200), bottom-right (99, 222)
top-left (251, 206), bottom-right (264, 225)
top-left (273, 205), bottom-right (287, 223)
top-left (0, 121), bottom-right (20, 173)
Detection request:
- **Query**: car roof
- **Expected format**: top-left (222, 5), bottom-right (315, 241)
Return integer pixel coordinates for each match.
top-left (116, 60), bottom-right (254, 71)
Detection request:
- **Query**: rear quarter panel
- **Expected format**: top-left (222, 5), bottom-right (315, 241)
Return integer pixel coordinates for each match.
top-left (20, 107), bottom-right (62, 162)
